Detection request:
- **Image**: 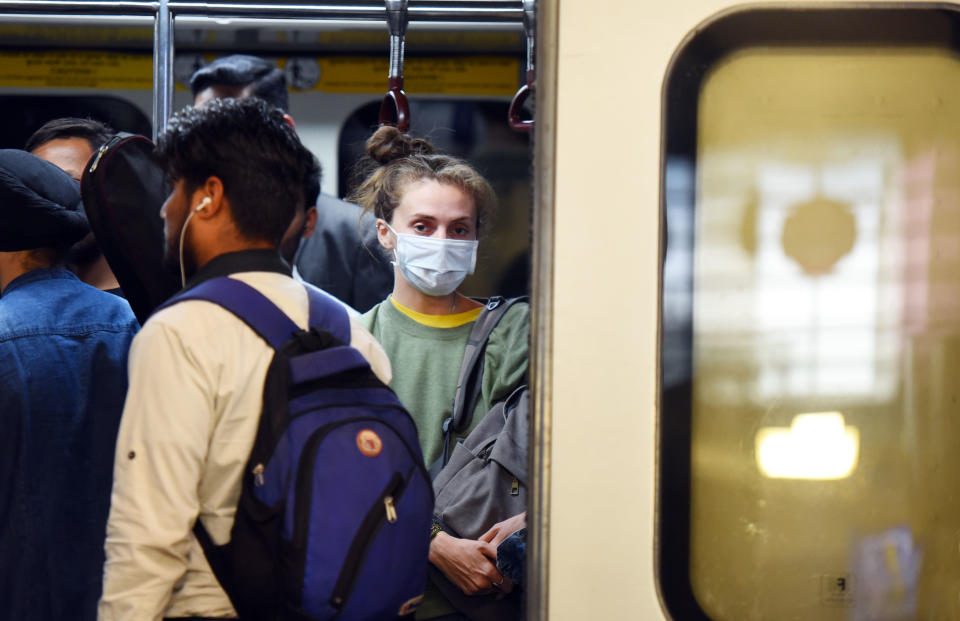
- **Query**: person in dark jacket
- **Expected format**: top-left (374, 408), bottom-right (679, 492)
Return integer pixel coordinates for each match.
top-left (190, 54), bottom-right (394, 312)
top-left (25, 117), bottom-right (123, 295)
top-left (0, 149), bottom-right (139, 621)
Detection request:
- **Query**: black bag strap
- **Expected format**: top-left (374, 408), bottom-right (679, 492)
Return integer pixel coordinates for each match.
top-left (437, 295), bottom-right (527, 470)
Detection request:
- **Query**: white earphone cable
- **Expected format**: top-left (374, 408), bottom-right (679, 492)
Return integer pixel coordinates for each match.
top-left (179, 197), bottom-right (210, 287)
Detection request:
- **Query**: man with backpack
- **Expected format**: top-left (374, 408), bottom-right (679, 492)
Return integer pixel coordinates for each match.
top-left (99, 98), bottom-right (432, 621)
top-left (190, 54), bottom-right (394, 313)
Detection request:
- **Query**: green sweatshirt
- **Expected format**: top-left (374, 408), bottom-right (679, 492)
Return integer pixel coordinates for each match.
top-left (359, 297), bottom-right (530, 468)
top-left (359, 297), bottom-right (529, 620)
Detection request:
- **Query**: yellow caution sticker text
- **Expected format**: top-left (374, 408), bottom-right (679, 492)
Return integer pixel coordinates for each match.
top-left (0, 51), bottom-right (518, 96)
top-left (0, 50), bottom-right (152, 90)
top-left (290, 56), bottom-right (519, 96)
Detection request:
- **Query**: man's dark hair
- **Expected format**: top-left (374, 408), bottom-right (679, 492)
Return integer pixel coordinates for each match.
top-left (155, 98), bottom-right (318, 246)
top-left (189, 55), bottom-right (289, 112)
top-left (25, 117), bottom-right (115, 152)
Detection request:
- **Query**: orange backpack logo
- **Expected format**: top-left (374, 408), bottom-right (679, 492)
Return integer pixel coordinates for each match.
top-left (356, 429), bottom-right (383, 457)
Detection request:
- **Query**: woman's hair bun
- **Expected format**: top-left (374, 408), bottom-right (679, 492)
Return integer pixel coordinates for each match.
top-left (365, 125), bottom-right (435, 164)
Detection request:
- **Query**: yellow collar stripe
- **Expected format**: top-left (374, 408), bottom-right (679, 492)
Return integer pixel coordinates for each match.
top-left (390, 296), bottom-right (482, 328)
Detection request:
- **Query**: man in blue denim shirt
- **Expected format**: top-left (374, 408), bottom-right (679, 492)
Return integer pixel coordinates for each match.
top-left (0, 150), bottom-right (139, 621)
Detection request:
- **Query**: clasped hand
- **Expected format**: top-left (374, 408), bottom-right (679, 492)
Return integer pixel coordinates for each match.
top-left (429, 513), bottom-right (527, 597)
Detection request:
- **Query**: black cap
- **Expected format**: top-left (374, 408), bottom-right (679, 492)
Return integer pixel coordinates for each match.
top-left (189, 54), bottom-right (289, 111)
top-left (0, 149), bottom-right (88, 251)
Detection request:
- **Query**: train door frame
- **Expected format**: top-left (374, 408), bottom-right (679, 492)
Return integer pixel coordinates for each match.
top-left (529, 0), bottom-right (556, 618)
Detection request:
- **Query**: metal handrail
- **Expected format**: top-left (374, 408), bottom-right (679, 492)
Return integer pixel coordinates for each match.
top-left (153, 0), bottom-right (173, 140)
top-left (0, 0), bottom-right (526, 134)
top-left (0, 1), bottom-right (521, 21)
top-left (508, 0), bottom-right (534, 132)
top-left (169, 2), bottom-right (520, 22)
top-left (378, 0), bottom-right (410, 131)
top-left (0, 1), bottom-right (158, 13)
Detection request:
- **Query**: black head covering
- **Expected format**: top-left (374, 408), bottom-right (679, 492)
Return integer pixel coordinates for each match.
top-left (0, 149), bottom-right (88, 251)
top-left (189, 54), bottom-right (289, 111)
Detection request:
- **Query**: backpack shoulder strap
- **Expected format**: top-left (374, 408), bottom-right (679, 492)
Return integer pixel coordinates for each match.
top-left (286, 285), bottom-right (373, 383)
top-left (435, 295), bottom-right (527, 471)
top-left (158, 276), bottom-right (298, 350)
top-left (450, 296), bottom-right (527, 429)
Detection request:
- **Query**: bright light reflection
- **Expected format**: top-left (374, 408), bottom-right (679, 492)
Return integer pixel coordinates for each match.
top-left (756, 412), bottom-right (859, 480)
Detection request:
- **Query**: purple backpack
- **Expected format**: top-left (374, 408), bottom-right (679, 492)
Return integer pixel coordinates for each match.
top-left (162, 276), bottom-right (433, 620)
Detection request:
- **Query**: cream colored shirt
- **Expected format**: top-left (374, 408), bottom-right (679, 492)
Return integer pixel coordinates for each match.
top-left (98, 272), bottom-right (391, 621)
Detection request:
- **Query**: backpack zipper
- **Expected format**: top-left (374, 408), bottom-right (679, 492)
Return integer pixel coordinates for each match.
top-left (384, 495), bottom-right (398, 523)
top-left (88, 133), bottom-right (133, 174)
top-left (88, 141), bottom-right (111, 173)
top-left (329, 471), bottom-right (408, 611)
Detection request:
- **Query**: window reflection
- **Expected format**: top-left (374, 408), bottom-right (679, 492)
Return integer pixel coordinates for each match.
top-left (663, 156), bottom-right (694, 389)
top-left (753, 154), bottom-right (900, 400)
top-left (683, 48), bottom-right (960, 621)
top-left (695, 143), bottom-right (904, 403)
top-left (755, 412), bottom-right (859, 479)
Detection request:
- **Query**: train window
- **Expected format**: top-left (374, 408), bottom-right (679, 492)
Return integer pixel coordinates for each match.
top-left (0, 21), bottom-right (155, 149)
top-left (0, 95), bottom-right (152, 149)
top-left (660, 8), bottom-right (960, 621)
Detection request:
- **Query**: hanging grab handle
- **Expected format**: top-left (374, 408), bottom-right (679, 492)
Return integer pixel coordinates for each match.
top-left (381, 76), bottom-right (409, 132)
top-left (508, 78), bottom-right (533, 132)
top-left (508, 0), bottom-right (536, 132)
top-left (379, 0), bottom-right (411, 132)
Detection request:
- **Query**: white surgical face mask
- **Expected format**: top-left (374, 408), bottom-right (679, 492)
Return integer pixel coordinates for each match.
top-left (385, 222), bottom-right (478, 297)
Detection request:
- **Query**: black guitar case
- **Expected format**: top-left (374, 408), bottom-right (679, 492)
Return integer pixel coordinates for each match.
top-left (80, 133), bottom-right (180, 324)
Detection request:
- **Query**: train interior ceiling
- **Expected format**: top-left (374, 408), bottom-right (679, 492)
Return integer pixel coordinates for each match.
top-left (0, 5), bottom-right (533, 299)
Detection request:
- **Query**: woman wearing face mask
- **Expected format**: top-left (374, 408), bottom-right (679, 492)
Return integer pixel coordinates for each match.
top-left (352, 126), bottom-right (529, 620)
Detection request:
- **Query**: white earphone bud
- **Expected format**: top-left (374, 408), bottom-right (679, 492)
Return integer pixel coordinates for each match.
top-left (195, 196), bottom-right (211, 212)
